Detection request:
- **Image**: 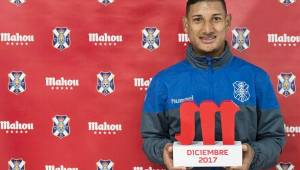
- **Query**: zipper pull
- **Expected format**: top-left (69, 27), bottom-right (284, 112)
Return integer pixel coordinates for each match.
top-left (206, 56), bottom-right (212, 68)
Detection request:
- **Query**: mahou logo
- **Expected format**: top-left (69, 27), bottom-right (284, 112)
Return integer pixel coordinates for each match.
top-left (88, 33), bottom-right (123, 46)
top-left (45, 77), bottom-right (79, 90)
top-left (176, 100), bottom-right (239, 145)
top-left (267, 33), bottom-right (299, 47)
top-left (88, 122), bottom-right (122, 135)
top-left (45, 165), bottom-right (78, 170)
top-left (177, 33), bottom-right (189, 46)
top-left (0, 120), bottom-right (34, 134)
top-left (134, 77), bottom-right (152, 91)
top-left (285, 124), bottom-right (300, 137)
top-left (1, 32), bottom-right (34, 46)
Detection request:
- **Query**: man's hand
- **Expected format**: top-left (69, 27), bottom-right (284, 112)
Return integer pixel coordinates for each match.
top-left (226, 144), bottom-right (255, 170)
top-left (163, 143), bottom-right (191, 170)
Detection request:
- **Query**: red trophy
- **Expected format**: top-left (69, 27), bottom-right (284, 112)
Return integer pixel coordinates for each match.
top-left (173, 100), bottom-right (242, 167)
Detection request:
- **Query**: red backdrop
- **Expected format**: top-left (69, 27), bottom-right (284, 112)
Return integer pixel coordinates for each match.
top-left (0, 0), bottom-right (299, 169)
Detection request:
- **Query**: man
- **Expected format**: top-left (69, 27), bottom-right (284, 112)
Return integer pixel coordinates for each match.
top-left (141, 0), bottom-right (285, 170)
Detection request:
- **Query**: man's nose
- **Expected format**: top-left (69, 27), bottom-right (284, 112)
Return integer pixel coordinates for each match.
top-left (203, 21), bottom-right (214, 33)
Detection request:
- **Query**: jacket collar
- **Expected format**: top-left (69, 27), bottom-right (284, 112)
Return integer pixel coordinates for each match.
top-left (186, 42), bottom-right (233, 69)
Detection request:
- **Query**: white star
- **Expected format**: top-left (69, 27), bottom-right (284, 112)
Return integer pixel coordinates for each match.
top-left (6, 130), bottom-right (9, 133)
top-left (109, 43), bottom-right (112, 46)
top-left (15, 131), bottom-right (18, 133)
top-left (98, 131), bottom-right (102, 134)
top-left (103, 132), bottom-right (107, 134)
top-left (94, 43), bottom-right (97, 46)
top-left (113, 132), bottom-right (116, 135)
top-left (94, 131), bottom-right (97, 134)
top-left (114, 43), bottom-right (117, 46)
top-left (25, 42), bottom-right (28, 45)
top-left (11, 130), bottom-right (14, 133)
top-left (56, 87), bottom-right (59, 90)
top-left (11, 42), bottom-right (14, 45)
top-left (60, 87), bottom-right (64, 90)
top-left (273, 43), bottom-right (277, 46)
top-left (99, 43), bottom-right (102, 46)
top-left (139, 88), bottom-right (143, 91)
top-left (65, 87), bottom-right (68, 90)
top-left (25, 131), bottom-right (28, 134)
top-left (6, 42), bottom-right (9, 45)
top-left (51, 87), bottom-right (54, 90)
top-left (294, 44), bottom-right (297, 46)
top-left (108, 131), bottom-right (111, 134)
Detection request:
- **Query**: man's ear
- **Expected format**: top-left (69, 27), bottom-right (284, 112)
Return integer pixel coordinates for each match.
top-left (225, 14), bottom-right (232, 30)
top-left (183, 16), bottom-right (189, 33)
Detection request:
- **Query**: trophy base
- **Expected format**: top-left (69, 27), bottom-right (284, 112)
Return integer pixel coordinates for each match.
top-left (173, 141), bottom-right (242, 167)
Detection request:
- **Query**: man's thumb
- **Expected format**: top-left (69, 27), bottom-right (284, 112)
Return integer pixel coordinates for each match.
top-left (242, 144), bottom-right (248, 151)
top-left (167, 145), bottom-right (173, 152)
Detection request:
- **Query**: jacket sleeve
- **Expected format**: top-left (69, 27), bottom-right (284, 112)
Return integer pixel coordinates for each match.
top-left (141, 76), bottom-right (172, 164)
top-left (249, 70), bottom-right (286, 170)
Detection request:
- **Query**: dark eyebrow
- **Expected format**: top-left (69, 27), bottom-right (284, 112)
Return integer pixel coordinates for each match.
top-left (212, 13), bottom-right (224, 16)
top-left (192, 15), bottom-right (203, 18)
top-left (213, 13), bottom-right (223, 16)
top-left (192, 13), bottom-right (224, 18)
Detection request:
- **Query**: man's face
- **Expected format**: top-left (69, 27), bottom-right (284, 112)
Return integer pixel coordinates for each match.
top-left (184, 1), bottom-right (231, 56)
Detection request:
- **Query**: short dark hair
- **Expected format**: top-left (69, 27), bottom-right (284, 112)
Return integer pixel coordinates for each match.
top-left (186, 0), bottom-right (227, 16)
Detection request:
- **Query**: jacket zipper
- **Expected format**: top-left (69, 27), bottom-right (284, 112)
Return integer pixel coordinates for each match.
top-left (206, 57), bottom-right (213, 99)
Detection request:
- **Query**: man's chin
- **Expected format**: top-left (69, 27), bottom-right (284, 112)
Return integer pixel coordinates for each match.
top-left (194, 46), bottom-right (216, 55)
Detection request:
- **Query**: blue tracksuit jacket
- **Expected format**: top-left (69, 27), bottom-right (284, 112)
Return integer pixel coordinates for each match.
top-left (141, 44), bottom-right (285, 170)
